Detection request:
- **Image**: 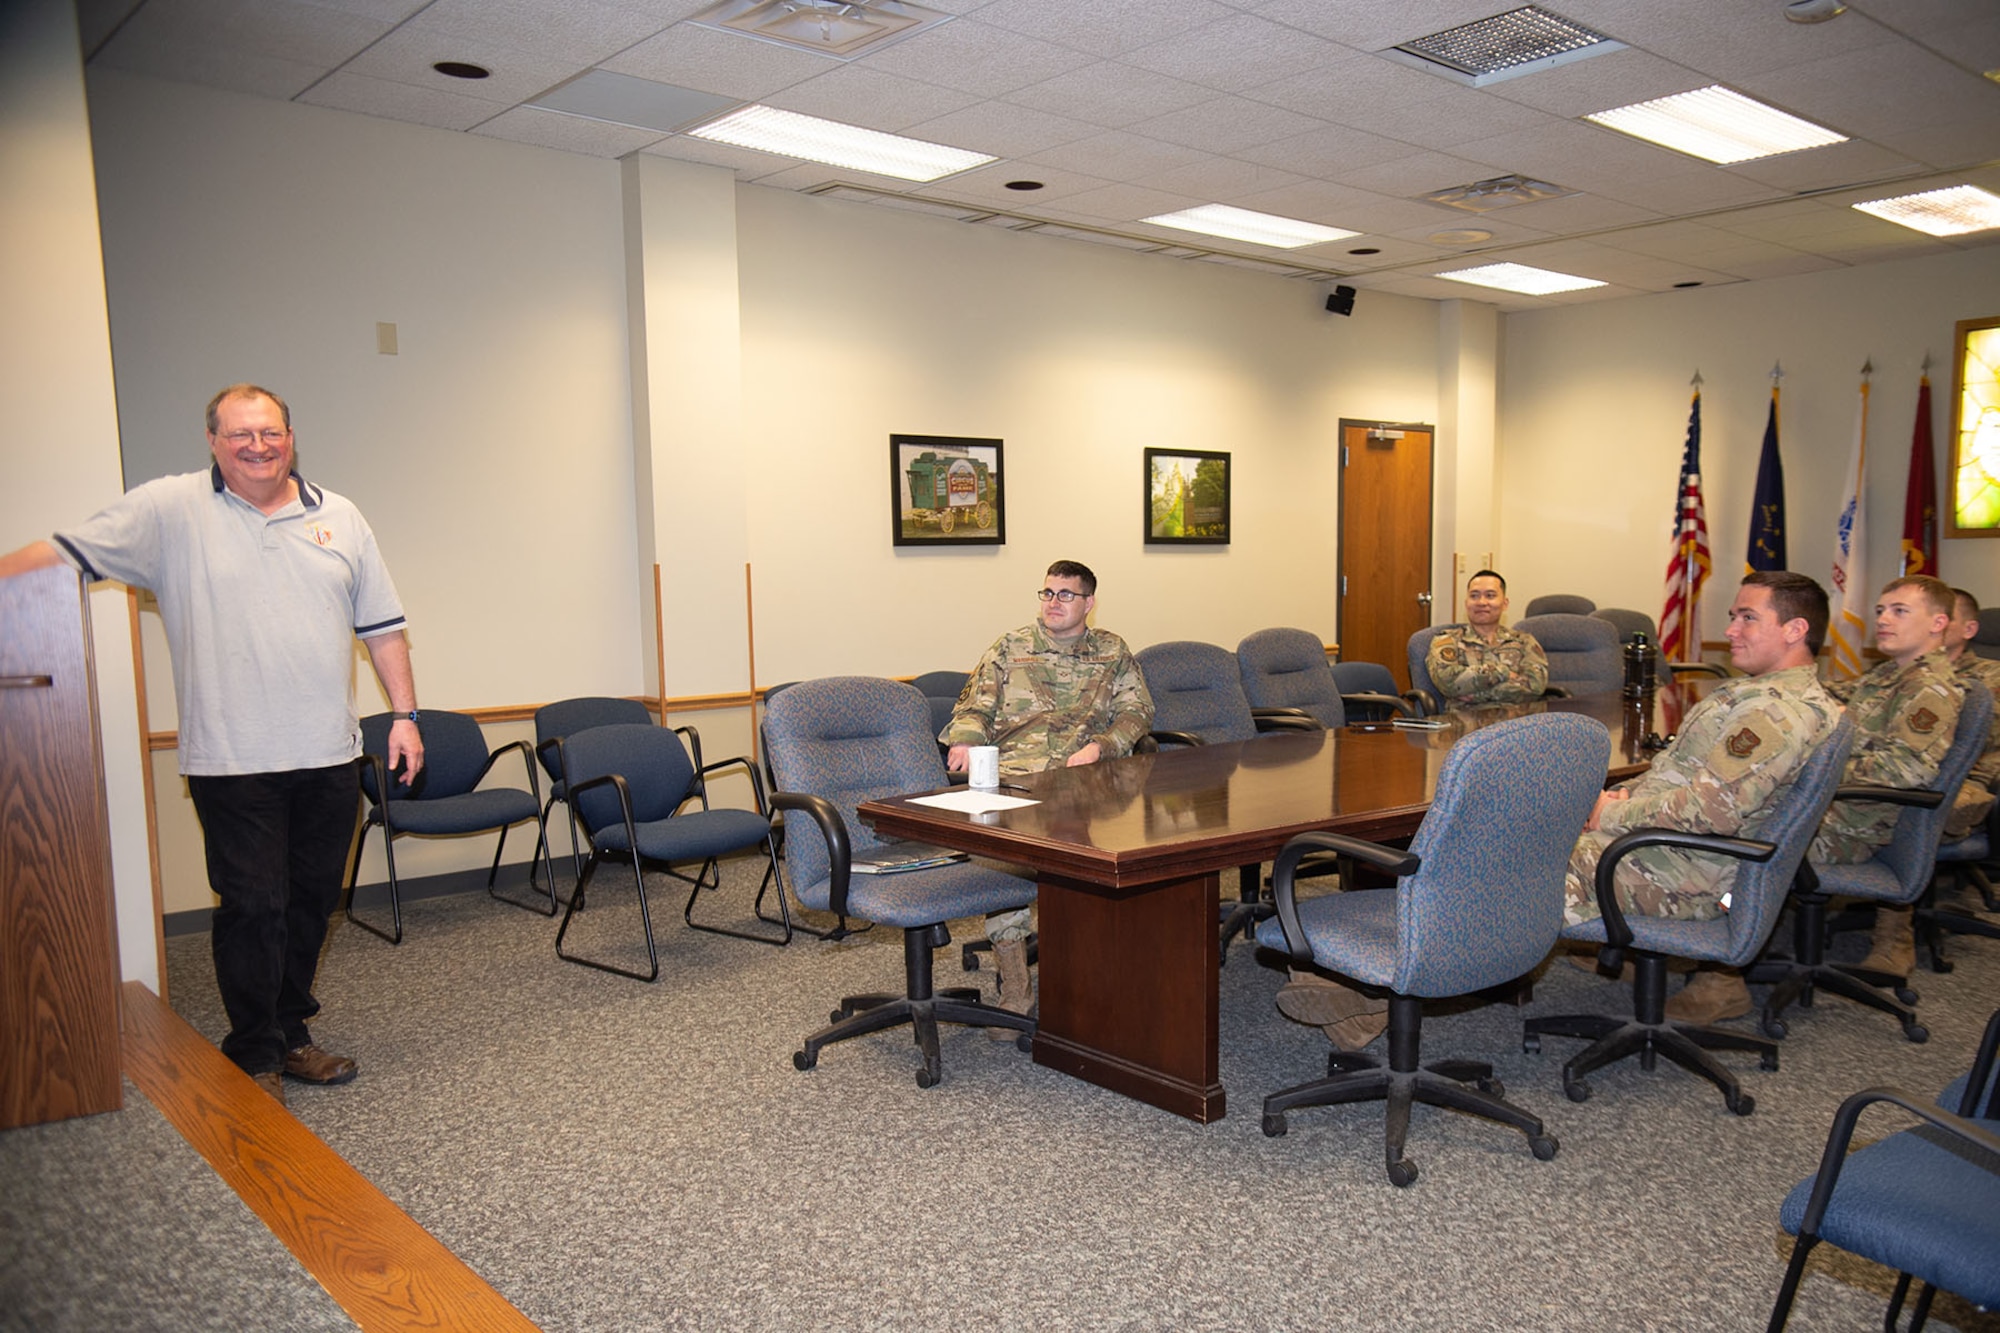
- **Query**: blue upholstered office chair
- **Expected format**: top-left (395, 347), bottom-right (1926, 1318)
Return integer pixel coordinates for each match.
top-left (533, 696), bottom-right (655, 881)
top-left (1406, 626), bottom-right (1445, 713)
top-left (1524, 593), bottom-right (1595, 617)
top-left (1593, 607), bottom-right (1728, 679)
top-left (1920, 807), bottom-right (2000, 972)
top-left (1237, 628), bottom-right (1344, 729)
top-left (1515, 612), bottom-right (1622, 697)
top-left (764, 676), bottom-right (1038, 1088)
top-left (1750, 685), bottom-right (1992, 1044)
top-left (554, 721), bottom-right (785, 981)
top-left (1526, 715), bottom-right (1855, 1114)
top-left (1255, 712), bottom-right (1611, 1187)
top-left (345, 709), bottom-right (553, 944)
top-left (910, 669), bottom-right (969, 744)
top-left (1331, 661), bottom-right (1421, 722)
top-left (1974, 607), bottom-right (2000, 661)
top-left (1766, 1005), bottom-right (2000, 1332)
top-left (1140, 639), bottom-right (1320, 961)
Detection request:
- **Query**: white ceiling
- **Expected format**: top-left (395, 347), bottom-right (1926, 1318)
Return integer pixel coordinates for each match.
top-left (77, 0), bottom-right (2000, 311)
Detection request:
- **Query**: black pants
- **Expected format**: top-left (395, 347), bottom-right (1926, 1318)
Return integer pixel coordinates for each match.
top-left (187, 763), bottom-right (359, 1075)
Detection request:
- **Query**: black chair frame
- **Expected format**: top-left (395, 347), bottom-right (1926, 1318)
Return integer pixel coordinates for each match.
top-left (344, 737), bottom-right (555, 945)
top-left (1524, 828), bottom-right (1778, 1114)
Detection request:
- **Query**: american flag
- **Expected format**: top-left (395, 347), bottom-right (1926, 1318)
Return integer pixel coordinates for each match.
top-left (1658, 388), bottom-right (1711, 664)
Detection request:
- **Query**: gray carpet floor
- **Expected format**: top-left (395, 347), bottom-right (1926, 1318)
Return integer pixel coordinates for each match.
top-left (9, 855), bottom-right (2000, 1332)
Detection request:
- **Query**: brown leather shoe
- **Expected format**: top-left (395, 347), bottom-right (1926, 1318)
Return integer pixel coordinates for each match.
top-left (251, 1070), bottom-right (287, 1107)
top-left (1663, 969), bottom-right (1751, 1025)
top-left (284, 1043), bottom-right (358, 1085)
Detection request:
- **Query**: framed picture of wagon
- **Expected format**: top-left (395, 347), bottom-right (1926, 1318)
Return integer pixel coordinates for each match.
top-left (1144, 448), bottom-right (1230, 545)
top-left (891, 434), bottom-right (1005, 547)
top-left (1948, 315), bottom-right (2000, 537)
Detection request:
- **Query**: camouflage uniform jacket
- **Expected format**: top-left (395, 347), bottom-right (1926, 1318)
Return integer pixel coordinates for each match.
top-left (1426, 624), bottom-right (1549, 704)
top-left (1945, 652), bottom-right (2000, 837)
top-left (1564, 664), bottom-right (1841, 924)
top-left (1815, 649), bottom-right (1964, 862)
top-left (942, 623), bottom-right (1154, 778)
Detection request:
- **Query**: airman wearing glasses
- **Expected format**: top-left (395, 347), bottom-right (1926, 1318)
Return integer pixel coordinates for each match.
top-left (941, 559), bottom-right (1153, 1026)
top-left (0, 384), bottom-right (420, 1108)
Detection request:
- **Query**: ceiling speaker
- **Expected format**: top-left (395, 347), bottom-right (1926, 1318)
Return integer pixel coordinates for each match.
top-left (1325, 285), bottom-right (1357, 316)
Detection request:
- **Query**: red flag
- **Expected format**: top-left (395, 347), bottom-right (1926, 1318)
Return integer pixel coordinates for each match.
top-left (1658, 389), bottom-right (1710, 663)
top-left (1900, 377), bottom-right (1938, 576)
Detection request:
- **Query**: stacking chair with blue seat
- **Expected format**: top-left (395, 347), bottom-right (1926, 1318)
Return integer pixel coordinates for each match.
top-left (1765, 1004), bottom-right (2000, 1332)
top-left (1749, 685), bottom-right (1992, 1044)
top-left (1255, 712), bottom-right (1611, 1187)
top-left (532, 695), bottom-right (655, 881)
top-left (554, 721), bottom-right (785, 981)
top-left (1237, 628), bottom-right (1345, 729)
top-left (764, 676), bottom-right (1038, 1088)
top-left (1140, 639), bottom-right (1320, 960)
top-left (1526, 715), bottom-right (1855, 1114)
top-left (1514, 612), bottom-right (1623, 697)
top-left (344, 709), bottom-right (554, 944)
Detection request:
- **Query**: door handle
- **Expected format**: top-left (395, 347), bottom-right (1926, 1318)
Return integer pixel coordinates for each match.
top-left (1415, 592), bottom-right (1433, 607)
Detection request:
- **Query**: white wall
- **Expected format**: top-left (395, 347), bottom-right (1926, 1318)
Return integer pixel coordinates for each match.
top-left (1498, 250), bottom-right (2000, 638)
top-left (1, 0), bottom-right (155, 988)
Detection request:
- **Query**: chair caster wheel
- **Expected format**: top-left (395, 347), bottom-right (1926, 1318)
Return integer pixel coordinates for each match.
top-left (1895, 986), bottom-right (1918, 1006)
top-left (1522, 1034), bottom-right (1541, 1055)
top-left (1262, 1114), bottom-right (1287, 1138)
top-left (1760, 1015), bottom-right (1788, 1040)
top-left (1478, 1076), bottom-right (1505, 1098)
top-left (1730, 1092), bottom-right (1756, 1116)
top-left (793, 1050), bottom-right (816, 1071)
top-left (916, 1065), bottom-right (939, 1089)
top-left (1015, 1032), bottom-right (1033, 1053)
top-left (1563, 1080), bottom-right (1590, 1103)
top-left (1529, 1134), bottom-right (1559, 1161)
top-left (1387, 1159), bottom-right (1419, 1188)
top-left (830, 1009), bottom-right (846, 1024)
top-left (1759, 1050), bottom-right (1780, 1072)
top-left (1905, 1022), bottom-right (1929, 1044)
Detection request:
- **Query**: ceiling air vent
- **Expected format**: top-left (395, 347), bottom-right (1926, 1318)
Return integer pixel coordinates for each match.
top-left (1390, 6), bottom-right (1621, 86)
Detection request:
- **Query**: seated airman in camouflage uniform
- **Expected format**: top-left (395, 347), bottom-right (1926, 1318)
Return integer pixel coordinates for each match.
top-left (942, 558), bottom-right (1154, 1029)
top-left (1942, 587), bottom-right (2000, 840)
top-left (1566, 572), bottom-right (1841, 1025)
top-left (1818, 575), bottom-right (1965, 978)
top-left (1425, 569), bottom-right (1549, 705)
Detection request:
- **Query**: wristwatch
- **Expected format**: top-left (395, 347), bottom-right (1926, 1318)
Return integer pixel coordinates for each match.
top-left (401, 710), bottom-right (421, 724)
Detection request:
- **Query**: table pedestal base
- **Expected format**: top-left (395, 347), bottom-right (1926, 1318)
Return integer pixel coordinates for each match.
top-left (1032, 870), bottom-right (1224, 1122)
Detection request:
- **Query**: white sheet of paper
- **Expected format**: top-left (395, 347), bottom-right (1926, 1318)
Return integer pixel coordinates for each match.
top-left (906, 789), bottom-right (1040, 813)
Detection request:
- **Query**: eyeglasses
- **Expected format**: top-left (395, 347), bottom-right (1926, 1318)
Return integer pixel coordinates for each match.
top-left (218, 428), bottom-right (290, 446)
top-left (1037, 589), bottom-right (1085, 603)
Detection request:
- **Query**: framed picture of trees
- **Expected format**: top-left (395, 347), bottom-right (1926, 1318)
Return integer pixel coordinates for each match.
top-left (1144, 448), bottom-right (1231, 545)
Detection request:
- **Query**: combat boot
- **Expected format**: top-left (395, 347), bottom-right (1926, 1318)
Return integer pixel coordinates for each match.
top-left (1663, 968), bottom-right (1751, 1025)
top-left (1857, 905), bottom-right (1915, 977)
top-left (1276, 968), bottom-right (1387, 1051)
top-left (988, 937), bottom-right (1035, 1040)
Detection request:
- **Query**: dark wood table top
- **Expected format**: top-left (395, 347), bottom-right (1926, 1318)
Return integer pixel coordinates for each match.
top-left (860, 682), bottom-right (1713, 890)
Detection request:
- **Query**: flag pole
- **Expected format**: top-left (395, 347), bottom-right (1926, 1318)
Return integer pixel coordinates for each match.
top-left (1686, 371), bottom-right (1702, 660)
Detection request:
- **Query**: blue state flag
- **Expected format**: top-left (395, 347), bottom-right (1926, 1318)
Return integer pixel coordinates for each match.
top-left (1745, 389), bottom-right (1786, 572)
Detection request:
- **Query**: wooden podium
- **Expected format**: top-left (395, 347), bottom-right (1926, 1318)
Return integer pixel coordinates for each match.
top-left (1, 564), bottom-right (123, 1128)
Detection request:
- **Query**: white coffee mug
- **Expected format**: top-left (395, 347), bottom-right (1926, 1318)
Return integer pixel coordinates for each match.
top-left (968, 745), bottom-right (1000, 789)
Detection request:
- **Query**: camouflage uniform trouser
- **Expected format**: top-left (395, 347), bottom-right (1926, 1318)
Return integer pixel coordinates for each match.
top-left (1563, 837), bottom-right (1731, 926)
top-left (985, 907), bottom-right (1033, 943)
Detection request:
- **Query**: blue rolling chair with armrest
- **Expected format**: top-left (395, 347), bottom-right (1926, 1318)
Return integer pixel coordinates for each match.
top-left (1406, 626), bottom-right (1445, 713)
top-left (1526, 715), bottom-right (1855, 1114)
top-left (1237, 628), bottom-right (1345, 729)
top-left (1594, 607), bottom-right (1727, 679)
top-left (1524, 593), bottom-right (1595, 617)
top-left (1255, 712), bottom-right (1611, 1187)
top-left (554, 721), bottom-right (786, 981)
top-left (1919, 796), bottom-right (2000, 971)
top-left (1515, 612), bottom-right (1623, 697)
top-left (344, 709), bottom-right (554, 944)
top-left (765, 676), bottom-right (1038, 1088)
top-left (1766, 1004), bottom-right (2000, 1332)
top-left (1332, 660), bottom-right (1421, 721)
top-left (1140, 639), bottom-right (1321, 961)
top-left (1749, 685), bottom-right (1991, 1044)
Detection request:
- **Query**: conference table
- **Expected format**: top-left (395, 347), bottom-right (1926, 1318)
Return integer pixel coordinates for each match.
top-left (856, 687), bottom-right (1700, 1123)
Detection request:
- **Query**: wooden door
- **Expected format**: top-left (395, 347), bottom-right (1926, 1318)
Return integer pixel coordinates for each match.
top-left (1337, 421), bottom-right (1434, 690)
top-left (2, 564), bottom-right (123, 1128)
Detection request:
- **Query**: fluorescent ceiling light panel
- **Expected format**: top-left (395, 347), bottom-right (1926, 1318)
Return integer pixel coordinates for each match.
top-left (1435, 262), bottom-right (1605, 295)
top-left (1852, 185), bottom-right (2000, 237)
top-left (687, 105), bottom-right (994, 182)
top-left (1584, 85), bottom-right (1846, 163)
top-left (1141, 205), bottom-right (1358, 249)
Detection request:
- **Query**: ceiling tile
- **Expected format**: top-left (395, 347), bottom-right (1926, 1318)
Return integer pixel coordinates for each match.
top-left (763, 64), bottom-right (984, 131)
top-left (901, 101), bottom-right (1100, 157)
top-left (1003, 59), bottom-right (1214, 128)
top-left (1018, 129), bottom-right (1209, 182)
top-left (97, 0), bottom-right (394, 68)
top-left (1245, 0), bottom-right (1532, 53)
top-left (338, 30), bottom-right (599, 105)
top-left (471, 104), bottom-right (669, 156)
top-left (392, 0), bottom-right (671, 64)
top-left (909, 163), bottom-right (1122, 206)
top-left (1484, 193), bottom-right (1664, 232)
top-left (1236, 126), bottom-right (1423, 179)
top-left (854, 17), bottom-right (1097, 97)
top-left (1720, 139), bottom-right (1929, 194)
top-left (1121, 13), bottom-right (1354, 93)
top-left (602, 19), bottom-right (840, 99)
top-left (298, 70), bottom-right (509, 130)
top-left (642, 132), bottom-right (801, 178)
top-left (89, 35), bottom-right (327, 100)
top-left (1337, 150), bottom-right (1516, 199)
top-left (1039, 180), bottom-right (1207, 225)
top-left (1738, 41), bottom-right (2000, 140)
top-left (1477, 48), bottom-right (1704, 118)
top-left (1129, 156), bottom-right (1311, 201)
top-left (1133, 95), bottom-right (1328, 155)
top-left (972, 0), bottom-right (1238, 58)
top-left (1555, 0), bottom-right (1897, 84)
top-left (1230, 180), bottom-right (1412, 229)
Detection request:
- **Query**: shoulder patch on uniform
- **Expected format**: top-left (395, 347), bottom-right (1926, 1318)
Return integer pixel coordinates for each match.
top-left (1909, 706), bottom-right (1938, 735)
top-left (1438, 645), bottom-right (1462, 664)
top-left (1726, 727), bottom-right (1762, 758)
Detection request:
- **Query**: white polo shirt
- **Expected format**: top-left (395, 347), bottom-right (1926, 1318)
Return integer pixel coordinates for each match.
top-left (55, 466), bottom-right (407, 776)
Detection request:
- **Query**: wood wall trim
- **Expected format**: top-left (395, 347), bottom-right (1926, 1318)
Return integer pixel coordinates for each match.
top-left (120, 982), bottom-right (538, 1333)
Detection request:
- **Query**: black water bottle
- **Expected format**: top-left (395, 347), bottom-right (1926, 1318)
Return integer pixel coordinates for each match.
top-left (1623, 634), bottom-right (1653, 699)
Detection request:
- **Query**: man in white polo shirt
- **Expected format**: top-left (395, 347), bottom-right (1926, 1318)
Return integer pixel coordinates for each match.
top-left (0, 384), bottom-right (423, 1107)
